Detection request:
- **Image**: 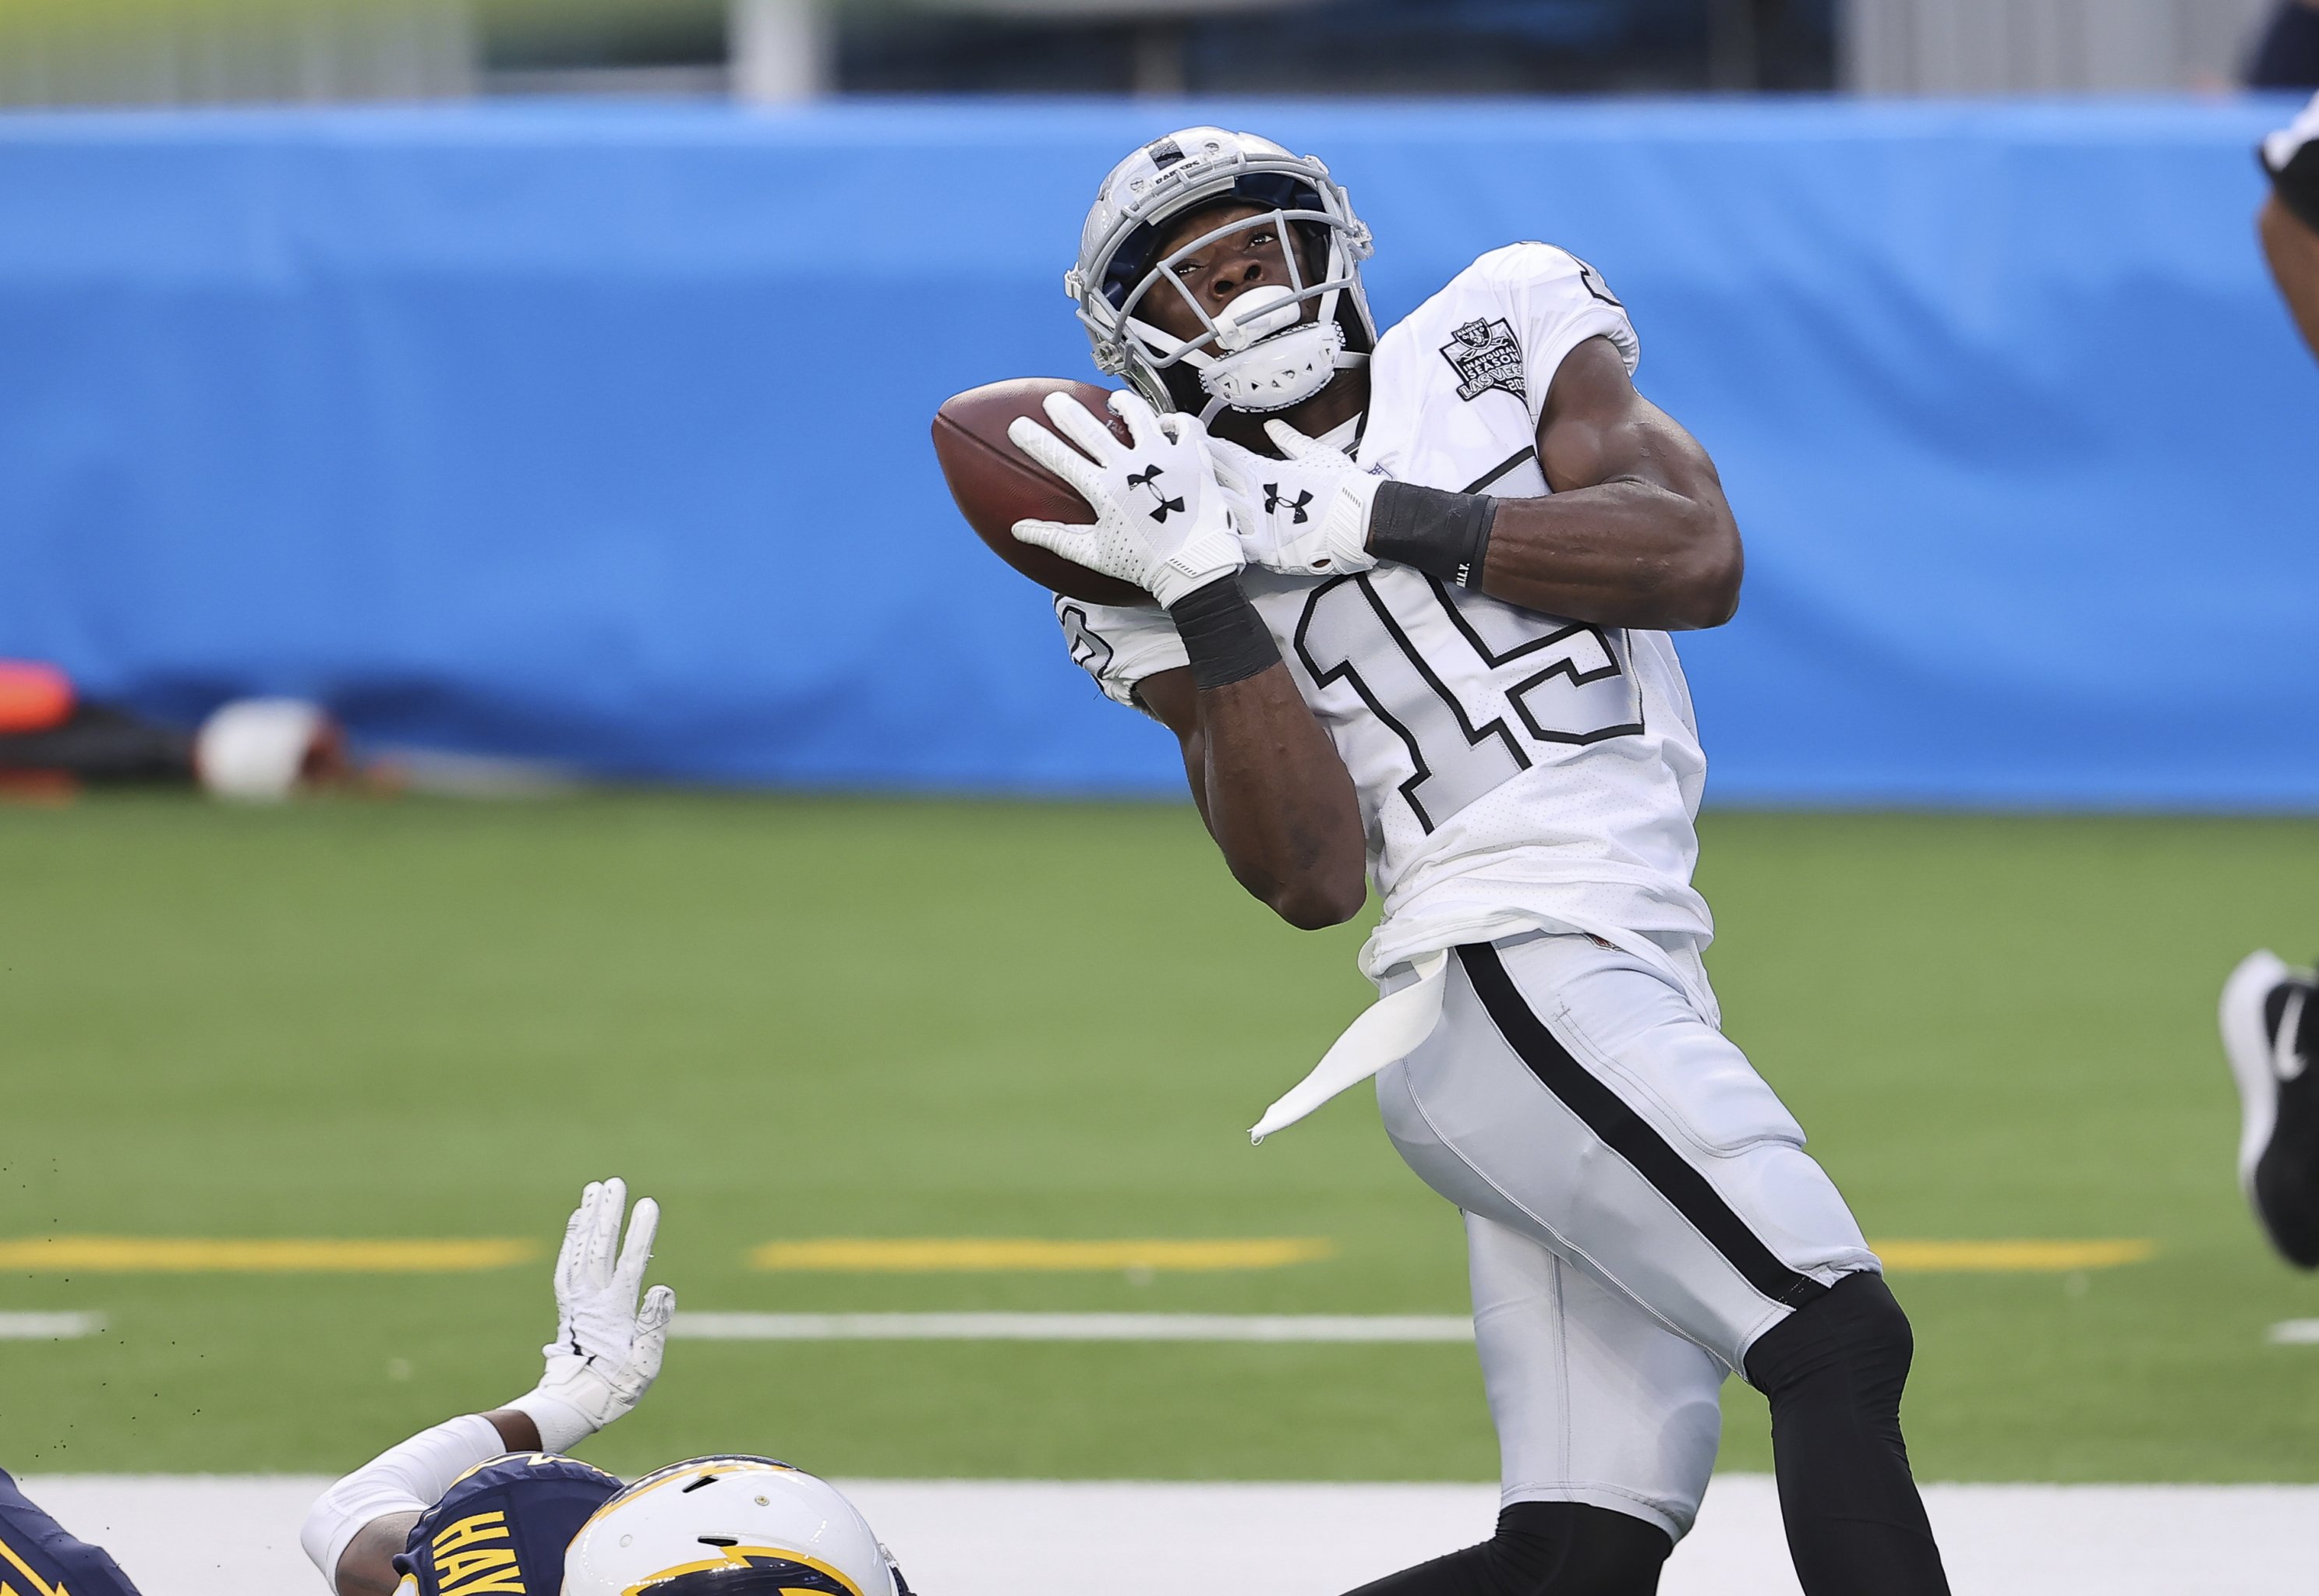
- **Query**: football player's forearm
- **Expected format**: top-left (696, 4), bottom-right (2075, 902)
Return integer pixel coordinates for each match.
top-left (1140, 587), bottom-right (1364, 927)
top-left (1476, 483), bottom-right (1741, 630)
top-left (1357, 348), bottom-right (1743, 630)
top-left (2260, 194), bottom-right (2319, 362)
top-left (1195, 667), bottom-right (1367, 930)
top-left (333, 1514), bottom-right (421, 1596)
top-left (306, 1413), bottom-right (512, 1596)
top-left (324, 1415), bottom-right (530, 1596)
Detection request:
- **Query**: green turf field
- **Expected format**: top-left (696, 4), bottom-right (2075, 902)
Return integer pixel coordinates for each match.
top-left (2, 793), bottom-right (2315, 1482)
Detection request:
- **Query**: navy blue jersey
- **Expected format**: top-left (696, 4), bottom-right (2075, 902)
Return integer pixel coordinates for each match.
top-left (394, 1453), bottom-right (621, 1596)
top-left (0, 1468), bottom-right (142, 1596)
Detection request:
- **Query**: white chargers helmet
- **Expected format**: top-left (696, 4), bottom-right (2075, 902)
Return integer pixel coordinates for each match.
top-left (1068, 126), bottom-right (1376, 420)
top-left (560, 1457), bottom-right (908, 1596)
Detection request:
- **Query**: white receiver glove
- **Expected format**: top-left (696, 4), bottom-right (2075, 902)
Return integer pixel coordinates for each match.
top-left (505, 1178), bottom-right (674, 1455)
top-left (1210, 420), bottom-right (1384, 578)
top-left (1008, 390), bottom-right (1245, 608)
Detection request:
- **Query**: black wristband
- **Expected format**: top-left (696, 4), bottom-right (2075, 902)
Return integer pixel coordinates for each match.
top-left (1367, 480), bottom-right (1498, 588)
top-left (1167, 575), bottom-right (1281, 691)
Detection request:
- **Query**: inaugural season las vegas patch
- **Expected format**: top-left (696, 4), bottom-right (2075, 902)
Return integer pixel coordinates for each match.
top-left (1440, 318), bottom-right (1525, 402)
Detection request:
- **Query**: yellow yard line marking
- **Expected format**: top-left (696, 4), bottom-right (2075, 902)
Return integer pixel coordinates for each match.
top-left (1872, 1239), bottom-right (2155, 1272)
top-left (749, 1238), bottom-right (1338, 1273)
top-left (0, 1237), bottom-right (539, 1273)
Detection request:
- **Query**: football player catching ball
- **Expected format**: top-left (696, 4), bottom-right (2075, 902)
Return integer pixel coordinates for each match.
top-left (1012, 128), bottom-right (1952, 1595)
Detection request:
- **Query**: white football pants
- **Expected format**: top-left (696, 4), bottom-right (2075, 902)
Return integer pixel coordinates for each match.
top-left (1374, 931), bottom-right (1879, 1542)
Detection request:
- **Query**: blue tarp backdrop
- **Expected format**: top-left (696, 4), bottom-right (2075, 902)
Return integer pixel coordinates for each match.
top-left (0, 97), bottom-right (2310, 803)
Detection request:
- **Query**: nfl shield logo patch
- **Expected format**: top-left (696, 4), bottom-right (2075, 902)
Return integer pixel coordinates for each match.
top-left (1440, 317), bottom-right (1525, 401)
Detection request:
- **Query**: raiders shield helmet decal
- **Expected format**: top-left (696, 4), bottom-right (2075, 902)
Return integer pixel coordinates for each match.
top-left (1440, 317), bottom-right (1525, 402)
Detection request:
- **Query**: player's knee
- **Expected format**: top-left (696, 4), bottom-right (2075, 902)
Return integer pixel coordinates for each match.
top-left (1827, 1269), bottom-right (1914, 1374)
top-left (1487, 1502), bottom-right (1670, 1595)
top-left (1743, 1269), bottom-right (1912, 1402)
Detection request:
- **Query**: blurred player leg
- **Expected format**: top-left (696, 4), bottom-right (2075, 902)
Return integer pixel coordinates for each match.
top-left (1377, 932), bottom-right (1949, 1596)
top-left (2221, 952), bottom-right (2319, 1267)
top-left (2226, 75), bottom-right (2319, 1274)
top-left (1339, 1211), bottom-right (1718, 1593)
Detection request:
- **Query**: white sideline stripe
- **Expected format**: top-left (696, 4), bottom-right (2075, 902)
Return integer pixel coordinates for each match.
top-left (0, 1311), bottom-right (103, 1339)
top-left (19, 1475), bottom-right (2319, 1596)
top-left (2267, 1318), bottom-right (2319, 1344)
top-left (670, 1312), bottom-right (1476, 1343)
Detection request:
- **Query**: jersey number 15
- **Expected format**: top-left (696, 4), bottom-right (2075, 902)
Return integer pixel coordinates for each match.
top-left (1295, 574), bottom-right (1643, 833)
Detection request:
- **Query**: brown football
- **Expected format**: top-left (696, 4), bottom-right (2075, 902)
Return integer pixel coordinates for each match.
top-left (931, 376), bottom-right (1149, 607)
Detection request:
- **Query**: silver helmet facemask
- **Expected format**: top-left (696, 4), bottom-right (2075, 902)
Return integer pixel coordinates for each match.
top-left (1067, 132), bottom-right (1376, 421)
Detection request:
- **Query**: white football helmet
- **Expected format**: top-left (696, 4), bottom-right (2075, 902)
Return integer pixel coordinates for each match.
top-left (560, 1457), bottom-right (906, 1596)
top-left (1068, 126), bottom-right (1376, 421)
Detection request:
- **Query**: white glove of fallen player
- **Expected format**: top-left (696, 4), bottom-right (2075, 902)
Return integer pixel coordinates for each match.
top-left (505, 1177), bottom-right (674, 1454)
top-left (1008, 390), bottom-right (1244, 609)
top-left (1210, 420), bottom-right (1384, 578)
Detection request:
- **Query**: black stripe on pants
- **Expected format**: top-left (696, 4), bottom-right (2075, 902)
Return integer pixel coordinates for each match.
top-left (1456, 941), bottom-right (1827, 1310)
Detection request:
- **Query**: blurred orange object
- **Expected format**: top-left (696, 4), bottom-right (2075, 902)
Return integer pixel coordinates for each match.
top-left (0, 662), bottom-right (75, 734)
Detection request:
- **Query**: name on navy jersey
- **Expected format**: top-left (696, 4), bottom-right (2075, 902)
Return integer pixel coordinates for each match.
top-left (394, 1453), bottom-right (622, 1596)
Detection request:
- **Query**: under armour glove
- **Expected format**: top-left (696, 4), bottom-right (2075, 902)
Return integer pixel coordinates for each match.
top-left (1008, 390), bottom-right (1244, 609)
top-left (505, 1178), bottom-right (674, 1454)
top-left (1210, 420), bottom-right (1384, 579)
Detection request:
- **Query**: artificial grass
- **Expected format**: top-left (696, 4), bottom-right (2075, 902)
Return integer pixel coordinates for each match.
top-left (0, 793), bottom-right (2313, 1481)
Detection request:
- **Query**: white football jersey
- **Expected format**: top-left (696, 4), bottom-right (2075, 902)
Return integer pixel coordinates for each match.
top-left (1055, 243), bottom-right (1715, 986)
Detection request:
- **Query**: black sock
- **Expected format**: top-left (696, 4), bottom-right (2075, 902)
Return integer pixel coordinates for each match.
top-left (1744, 1272), bottom-right (1950, 1596)
top-left (1340, 1500), bottom-right (1670, 1596)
